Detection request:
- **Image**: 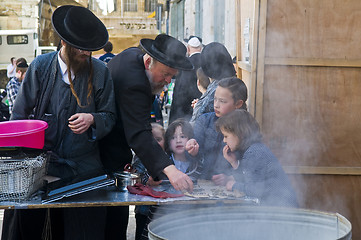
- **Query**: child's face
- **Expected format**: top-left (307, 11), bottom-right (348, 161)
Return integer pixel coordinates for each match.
top-left (221, 128), bottom-right (240, 152)
top-left (152, 127), bottom-right (165, 150)
top-left (214, 86), bottom-right (241, 117)
top-left (169, 126), bottom-right (189, 155)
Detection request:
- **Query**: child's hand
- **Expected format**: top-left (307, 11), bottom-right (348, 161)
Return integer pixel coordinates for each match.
top-left (146, 176), bottom-right (162, 186)
top-left (191, 99), bottom-right (198, 108)
top-left (212, 174), bottom-right (230, 186)
top-left (223, 145), bottom-right (238, 169)
top-left (226, 177), bottom-right (236, 191)
top-left (185, 139), bottom-right (199, 156)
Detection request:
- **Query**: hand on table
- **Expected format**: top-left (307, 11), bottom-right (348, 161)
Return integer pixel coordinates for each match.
top-left (146, 176), bottom-right (162, 186)
top-left (163, 165), bottom-right (193, 192)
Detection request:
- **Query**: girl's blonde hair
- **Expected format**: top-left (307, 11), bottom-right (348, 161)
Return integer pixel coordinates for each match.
top-left (216, 109), bottom-right (262, 152)
top-left (151, 122), bottom-right (165, 135)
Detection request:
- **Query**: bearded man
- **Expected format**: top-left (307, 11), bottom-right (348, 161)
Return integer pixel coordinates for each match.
top-left (2, 5), bottom-right (116, 240)
top-left (99, 34), bottom-right (195, 239)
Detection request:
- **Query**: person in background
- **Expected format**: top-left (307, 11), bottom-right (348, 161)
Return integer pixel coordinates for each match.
top-left (150, 94), bottom-right (165, 125)
top-left (216, 109), bottom-right (299, 207)
top-left (99, 41), bottom-right (115, 63)
top-left (99, 34), bottom-right (194, 240)
top-left (6, 58), bottom-right (28, 115)
top-left (3, 5), bottom-right (116, 240)
top-left (6, 57), bottom-right (17, 79)
top-left (169, 36), bottom-right (203, 123)
top-left (232, 56), bottom-right (238, 72)
top-left (191, 68), bottom-right (210, 109)
top-left (190, 42), bottom-right (236, 124)
top-left (187, 77), bottom-right (248, 185)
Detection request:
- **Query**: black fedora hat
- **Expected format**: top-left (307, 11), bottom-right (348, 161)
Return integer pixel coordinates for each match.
top-left (140, 34), bottom-right (193, 71)
top-left (52, 5), bottom-right (108, 51)
top-left (201, 42), bottom-right (236, 80)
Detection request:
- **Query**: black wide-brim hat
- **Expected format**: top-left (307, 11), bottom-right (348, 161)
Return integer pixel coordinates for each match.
top-left (52, 5), bottom-right (109, 51)
top-left (140, 34), bottom-right (193, 71)
top-left (201, 42), bottom-right (236, 80)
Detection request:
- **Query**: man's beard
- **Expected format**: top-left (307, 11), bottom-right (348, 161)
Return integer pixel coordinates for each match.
top-left (65, 47), bottom-right (90, 75)
top-left (146, 69), bottom-right (165, 95)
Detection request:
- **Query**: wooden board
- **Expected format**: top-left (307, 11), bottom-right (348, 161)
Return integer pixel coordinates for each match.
top-left (262, 65), bottom-right (361, 167)
top-left (266, 0), bottom-right (361, 59)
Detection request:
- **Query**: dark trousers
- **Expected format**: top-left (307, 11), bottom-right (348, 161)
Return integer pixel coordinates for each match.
top-left (2, 207), bottom-right (107, 240)
top-left (104, 206), bottom-right (129, 240)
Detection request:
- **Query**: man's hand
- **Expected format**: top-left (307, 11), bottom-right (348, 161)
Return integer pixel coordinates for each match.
top-left (68, 113), bottom-right (94, 134)
top-left (163, 165), bottom-right (194, 192)
top-left (185, 139), bottom-right (199, 156)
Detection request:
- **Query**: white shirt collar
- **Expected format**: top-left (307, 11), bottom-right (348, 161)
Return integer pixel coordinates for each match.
top-left (189, 51), bottom-right (201, 57)
top-left (57, 49), bottom-right (74, 84)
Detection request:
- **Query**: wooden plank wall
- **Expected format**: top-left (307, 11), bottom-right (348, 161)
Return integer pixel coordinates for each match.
top-left (237, 0), bottom-right (361, 238)
top-left (235, 0), bottom-right (260, 114)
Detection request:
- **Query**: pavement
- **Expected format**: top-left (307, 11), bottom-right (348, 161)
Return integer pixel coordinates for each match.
top-left (127, 205), bottom-right (136, 239)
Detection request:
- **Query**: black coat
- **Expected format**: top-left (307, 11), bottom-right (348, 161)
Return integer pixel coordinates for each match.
top-left (169, 52), bottom-right (202, 123)
top-left (99, 47), bottom-right (172, 178)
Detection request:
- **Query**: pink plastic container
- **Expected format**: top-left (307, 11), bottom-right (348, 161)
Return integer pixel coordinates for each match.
top-left (0, 120), bottom-right (48, 149)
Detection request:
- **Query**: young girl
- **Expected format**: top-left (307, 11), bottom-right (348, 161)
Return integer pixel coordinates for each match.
top-left (187, 77), bottom-right (247, 185)
top-left (215, 109), bottom-right (298, 207)
top-left (165, 118), bottom-right (200, 180)
top-left (136, 120), bottom-right (200, 239)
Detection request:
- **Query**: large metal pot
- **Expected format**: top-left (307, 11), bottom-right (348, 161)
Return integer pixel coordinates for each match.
top-left (148, 206), bottom-right (351, 240)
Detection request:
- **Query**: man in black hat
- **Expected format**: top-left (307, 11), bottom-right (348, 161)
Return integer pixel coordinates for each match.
top-left (169, 36), bottom-right (203, 123)
top-left (3, 5), bottom-right (116, 240)
top-left (99, 34), bottom-right (195, 238)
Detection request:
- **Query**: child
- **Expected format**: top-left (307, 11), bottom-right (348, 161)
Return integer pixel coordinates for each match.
top-left (132, 123), bottom-right (165, 240)
top-left (191, 68), bottom-right (210, 109)
top-left (215, 109), bottom-right (298, 207)
top-left (187, 77), bottom-right (247, 185)
top-left (135, 120), bottom-right (201, 239)
top-left (164, 118), bottom-right (201, 179)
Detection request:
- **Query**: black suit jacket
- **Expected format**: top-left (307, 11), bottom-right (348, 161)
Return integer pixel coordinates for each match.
top-left (99, 47), bottom-right (172, 178)
top-left (169, 52), bottom-right (202, 123)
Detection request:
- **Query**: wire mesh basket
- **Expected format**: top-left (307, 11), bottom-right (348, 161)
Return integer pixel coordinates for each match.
top-left (0, 153), bottom-right (47, 201)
